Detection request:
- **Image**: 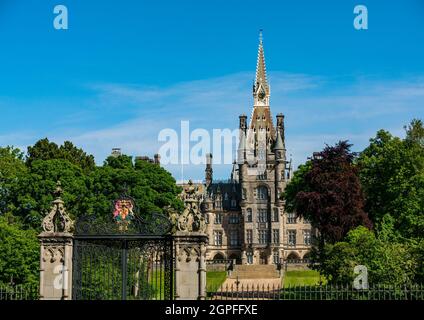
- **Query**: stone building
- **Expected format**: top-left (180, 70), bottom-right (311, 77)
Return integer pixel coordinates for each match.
top-left (181, 33), bottom-right (313, 265)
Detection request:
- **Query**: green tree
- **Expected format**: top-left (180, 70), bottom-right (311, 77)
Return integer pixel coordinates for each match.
top-left (0, 147), bottom-right (27, 216)
top-left (283, 161), bottom-right (311, 213)
top-left (26, 138), bottom-right (95, 172)
top-left (357, 119), bottom-right (424, 240)
top-left (104, 154), bottom-right (134, 169)
top-left (0, 217), bottom-right (39, 285)
top-left (316, 226), bottom-right (418, 286)
top-left (89, 156), bottom-right (183, 221)
top-left (283, 141), bottom-right (371, 244)
top-left (10, 159), bottom-right (91, 229)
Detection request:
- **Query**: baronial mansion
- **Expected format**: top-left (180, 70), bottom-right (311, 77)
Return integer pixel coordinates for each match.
top-left (180, 33), bottom-right (314, 266)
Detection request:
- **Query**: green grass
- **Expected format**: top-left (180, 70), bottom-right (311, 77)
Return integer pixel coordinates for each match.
top-left (207, 271), bottom-right (227, 292)
top-left (283, 270), bottom-right (326, 287)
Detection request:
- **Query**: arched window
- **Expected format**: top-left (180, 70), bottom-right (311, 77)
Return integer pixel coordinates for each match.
top-left (256, 186), bottom-right (268, 200)
top-left (302, 252), bottom-right (311, 263)
top-left (213, 253), bottom-right (225, 260)
top-left (286, 252), bottom-right (300, 263)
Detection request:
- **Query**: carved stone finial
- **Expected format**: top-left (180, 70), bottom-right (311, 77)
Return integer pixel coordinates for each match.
top-left (54, 180), bottom-right (63, 198)
top-left (41, 181), bottom-right (74, 233)
top-left (175, 181), bottom-right (206, 234)
top-left (176, 200), bottom-right (206, 233)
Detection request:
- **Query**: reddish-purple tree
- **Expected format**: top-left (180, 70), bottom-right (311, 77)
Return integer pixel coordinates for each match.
top-left (294, 141), bottom-right (372, 244)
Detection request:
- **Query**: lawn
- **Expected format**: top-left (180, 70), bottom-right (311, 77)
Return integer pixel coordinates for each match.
top-left (206, 271), bottom-right (227, 292)
top-left (283, 270), bottom-right (326, 287)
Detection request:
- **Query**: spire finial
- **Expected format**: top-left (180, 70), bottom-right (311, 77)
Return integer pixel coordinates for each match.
top-left (254, 28), bottom-right (269, 97)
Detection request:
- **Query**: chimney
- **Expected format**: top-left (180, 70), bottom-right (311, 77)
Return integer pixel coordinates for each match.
top-left (154, 154), bottom-right (161, 165)
top-left (111, 148), bottom-right (122, 158)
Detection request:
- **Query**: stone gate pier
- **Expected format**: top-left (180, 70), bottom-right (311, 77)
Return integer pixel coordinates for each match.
top-left (172, 180), bottom-right (208, 300)
top-left (38, 180), bottom-right (208, 300)
top-left (38, 182), bottom-right (74, 300)
top-left (174, 232), bottom-right (208, 300)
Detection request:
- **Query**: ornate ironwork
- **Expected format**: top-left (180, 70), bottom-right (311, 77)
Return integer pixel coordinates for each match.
top-left (74, 212), bottom-right (172, 236)
top-left (72, 195), bottom-right (175, 300)
top-left (74, 193), bottom-right (172, 236)
top-left (72, 237), bottom-right (173, 300)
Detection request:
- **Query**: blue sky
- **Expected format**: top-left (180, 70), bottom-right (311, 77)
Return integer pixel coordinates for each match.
top-left (0, 0), bottom-right (424, 181)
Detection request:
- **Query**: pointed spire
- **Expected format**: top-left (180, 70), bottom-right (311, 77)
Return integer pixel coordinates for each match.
top-left (254, 29), bottom-right (269, 96)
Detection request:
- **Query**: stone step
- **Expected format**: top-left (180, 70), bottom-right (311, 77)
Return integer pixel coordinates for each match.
top-left (229, 265), bottom-right (280, 279)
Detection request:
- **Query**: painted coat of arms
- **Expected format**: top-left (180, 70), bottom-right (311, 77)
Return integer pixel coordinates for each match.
top-left (113, 198), bottom-right (135, 230)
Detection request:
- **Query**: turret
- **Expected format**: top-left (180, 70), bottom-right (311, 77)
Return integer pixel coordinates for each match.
top-left (276, 113), bottom-right (285, 142)
top-left (274, 117), bottom-right (286, 204)
top-left (238, 126), bottom-right (247, 164)
top-left (239, 114), bottom-right (247, 131)
top-left (205, 153), bottom-right (213, 188)
top-left (274, 127), bottom-right (285, 163)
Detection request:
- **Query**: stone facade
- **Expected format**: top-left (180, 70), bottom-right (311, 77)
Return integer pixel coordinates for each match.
top-left (180, 33), bottom-right (313, 266)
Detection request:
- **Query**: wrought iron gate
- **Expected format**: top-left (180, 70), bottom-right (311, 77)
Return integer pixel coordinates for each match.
top-left (72, 202), bottom-right (174, 300)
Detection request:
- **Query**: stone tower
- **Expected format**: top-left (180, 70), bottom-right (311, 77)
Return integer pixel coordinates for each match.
top-left (182, 31), bottom-right (312, 266)
top-left (238, 30), bottom-right (288, 264)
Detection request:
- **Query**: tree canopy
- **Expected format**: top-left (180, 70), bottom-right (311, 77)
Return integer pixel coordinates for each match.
top-left (283, 141), bottom-right (372, 244)
top-left (0, 139), bottom-right (184, 285)
top-left (357, 119), bottom-right (424, 240)
top-left (316, 226), bottom-right (419, 286)
top-left (26, 138), bottom-right (95, 172)
top-left (0, 147), bottom-right (27, 217)
top-left (0, 217), bottom-right (39, 285)
top-left (284, 119), bottom-right (424, 285)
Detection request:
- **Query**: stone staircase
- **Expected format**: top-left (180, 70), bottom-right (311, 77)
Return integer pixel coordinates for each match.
top-left (229, 265), bottom-right (280, 279)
